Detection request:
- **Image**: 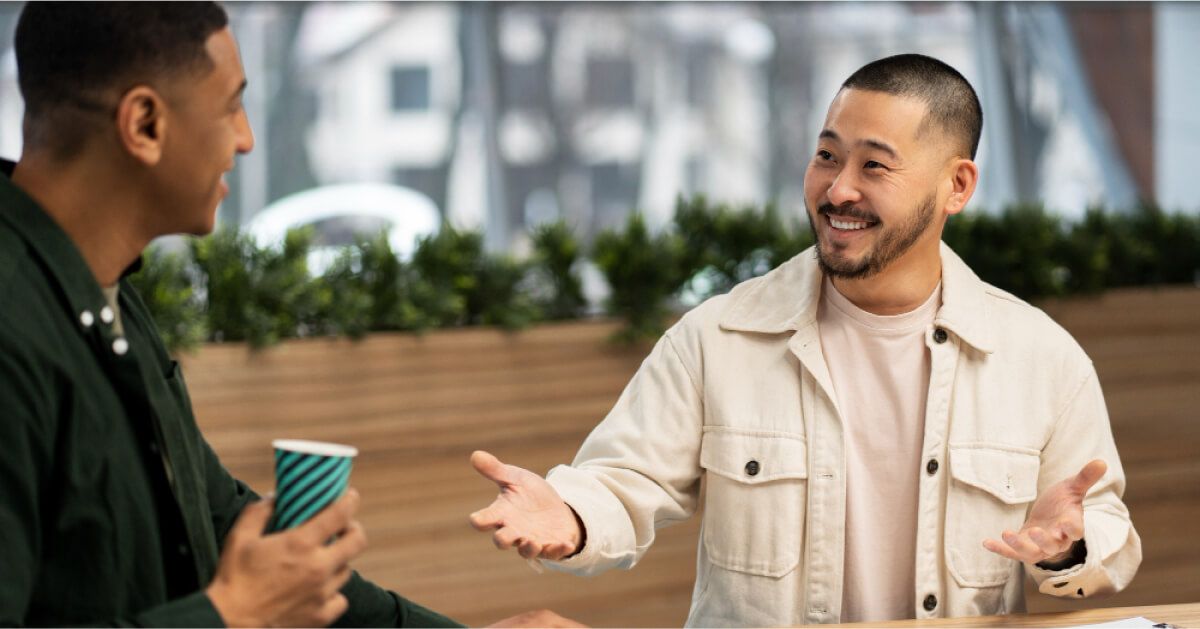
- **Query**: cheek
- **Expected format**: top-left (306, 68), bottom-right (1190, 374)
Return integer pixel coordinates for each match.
top-left (802, 164), bottom-right (827, 201)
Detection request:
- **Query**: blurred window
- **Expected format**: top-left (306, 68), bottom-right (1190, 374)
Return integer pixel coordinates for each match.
top-left (392, 165), bottom-right (449, 212)
top-left (391, 65), bottom-right (431, 111)
top-left (503, 61), bottom-right (548, 110)
top-left (506, 164), bottom-right (557, 227)
top-left (590, 161), bottom-right (639, 230)
top-left (585, 57), bottom-right (635, 108)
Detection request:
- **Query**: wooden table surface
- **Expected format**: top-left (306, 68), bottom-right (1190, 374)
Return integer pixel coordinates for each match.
top-left (829, 602), bottom-right (1200, 627)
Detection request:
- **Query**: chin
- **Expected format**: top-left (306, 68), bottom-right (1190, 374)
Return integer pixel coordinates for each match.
top-left (818, 245), bottom-right (874, 279)
top-left (194, 218), bottom-right (218, 236)
top-left (177, 213), bottom-right (218, 237)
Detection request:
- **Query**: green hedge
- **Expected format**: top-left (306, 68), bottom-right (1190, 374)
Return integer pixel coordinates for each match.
top-left (129, 197), bottom-right (1200, 352)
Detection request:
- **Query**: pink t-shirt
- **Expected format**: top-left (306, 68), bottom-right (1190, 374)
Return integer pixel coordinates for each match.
top-left (817, 276), bottom-right (941, 622)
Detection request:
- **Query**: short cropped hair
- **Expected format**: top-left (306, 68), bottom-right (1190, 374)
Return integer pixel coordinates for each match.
top-left (842, 53), bottom-right (983, 160)
top-left (14, 2), bottom-right (229, 157)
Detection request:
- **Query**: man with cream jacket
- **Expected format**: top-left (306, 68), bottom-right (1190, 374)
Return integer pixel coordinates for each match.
top-left (469, 54), bottom-right (1141, 626)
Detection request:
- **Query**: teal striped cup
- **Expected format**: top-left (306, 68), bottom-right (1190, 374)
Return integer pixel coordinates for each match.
top-left (268, 439), bottom-right (358, 533)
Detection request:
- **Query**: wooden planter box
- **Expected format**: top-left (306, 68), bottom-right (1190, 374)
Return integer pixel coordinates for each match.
top-left (182, 288), bottom-right (1200, 627)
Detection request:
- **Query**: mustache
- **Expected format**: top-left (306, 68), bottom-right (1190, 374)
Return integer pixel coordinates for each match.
top-left (818, 203), bottom-right (880, 223)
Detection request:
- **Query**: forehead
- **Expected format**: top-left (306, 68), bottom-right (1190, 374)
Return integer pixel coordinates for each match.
top-left (201, 27), bottom-right (245, 87)
top-left (821, 88), bottom-right (929, 151)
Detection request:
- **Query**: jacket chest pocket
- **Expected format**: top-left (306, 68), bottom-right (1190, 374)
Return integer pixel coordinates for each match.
top-left (945, 444), bottom-right (1040, 588)
top-left (699, 427), bottom-right (807, 578)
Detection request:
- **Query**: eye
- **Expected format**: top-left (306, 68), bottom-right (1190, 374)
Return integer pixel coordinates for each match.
top-left (864, 160), bottom-right (886, 170)
top-left (816, 149), bottom-right (835, 162)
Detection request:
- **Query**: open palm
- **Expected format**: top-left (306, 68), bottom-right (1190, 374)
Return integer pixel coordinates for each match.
top-left (983, 459), bottom-right (1106, 564)
top-left (468, 451), bottom-right (583, 561)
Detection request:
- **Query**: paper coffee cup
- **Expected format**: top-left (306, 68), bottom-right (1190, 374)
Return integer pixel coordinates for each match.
top-left (268, 439), bottom-right (358, 532)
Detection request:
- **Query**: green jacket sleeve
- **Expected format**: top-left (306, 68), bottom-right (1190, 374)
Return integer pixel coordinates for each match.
top-left (0, 342), bottom-right (53, 625)
top-left (0, 345), bottom-right (226, 628)
top-left (332, 571), bottom-right (463, 628)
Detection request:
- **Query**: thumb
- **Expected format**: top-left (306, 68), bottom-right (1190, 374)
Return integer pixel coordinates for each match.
top-left (472, 450), bottom-right (514, 487)
top-left (1069, 459), bottom-right (1107, 496)
top-left (231, 494), bottom-right (275, 541)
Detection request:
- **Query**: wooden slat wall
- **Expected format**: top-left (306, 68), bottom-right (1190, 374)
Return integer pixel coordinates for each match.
top-left (182, 287), bottom-right (1200, 626)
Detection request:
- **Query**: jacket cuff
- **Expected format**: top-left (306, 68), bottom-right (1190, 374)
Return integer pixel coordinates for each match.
top-left (1034, 539), bottom-right (1087, 571)
top-left (395, 593), bottom-right (465, 628)
top-left (543, 465), bottom-right (637, 576)
top-left (135, 590), bottom-right (226, 628)
top-left (1029, 508), bottom-right (1135, 599)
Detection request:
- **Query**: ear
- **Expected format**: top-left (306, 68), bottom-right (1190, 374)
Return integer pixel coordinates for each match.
top-left (943, 158), bottom-right (979, 217)
top-left (115, 86), bottom-right (168, 166)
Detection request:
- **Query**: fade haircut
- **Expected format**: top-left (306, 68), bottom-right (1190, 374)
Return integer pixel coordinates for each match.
top-left (842, 53), bottom-right (983, 160)
top-left (14, 2), bottom-right (229, 158)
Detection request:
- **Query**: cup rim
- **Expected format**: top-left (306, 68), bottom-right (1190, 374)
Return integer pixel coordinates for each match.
top-left (272, 439), bottom-right (358, 458)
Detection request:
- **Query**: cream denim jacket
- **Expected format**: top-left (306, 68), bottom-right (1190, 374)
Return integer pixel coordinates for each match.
top-left (545, 243), bottom-right (1141, 627)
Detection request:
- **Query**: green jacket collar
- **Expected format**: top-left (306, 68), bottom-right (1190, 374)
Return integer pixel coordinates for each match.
top-left (0, 159), bottom-right (142, 330)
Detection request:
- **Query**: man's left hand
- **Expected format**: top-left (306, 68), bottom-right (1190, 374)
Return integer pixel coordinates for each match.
top-left (982, 459), bottom-right (1106, 565)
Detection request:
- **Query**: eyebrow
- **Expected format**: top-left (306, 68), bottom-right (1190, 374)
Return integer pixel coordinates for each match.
top-left (819, 129), bottom-right (900, 160)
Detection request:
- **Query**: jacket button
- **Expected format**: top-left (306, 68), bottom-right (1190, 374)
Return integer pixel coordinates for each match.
top-left (926, 459), bottom-right (939, 475)
top-left (933, 328), bottom-right (948, 344)
top-left (80, 310), bottom-right (95, 328)
top-left (923, 594), bottom-right (938, 611)
top-left (745, 460), bottom-right (760, 476)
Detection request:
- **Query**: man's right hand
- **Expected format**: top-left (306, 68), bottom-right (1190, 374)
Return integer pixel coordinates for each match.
top-left (468, 451), bottom-right (583, 561)
top-left (205, 489), bottom-right (368, 628)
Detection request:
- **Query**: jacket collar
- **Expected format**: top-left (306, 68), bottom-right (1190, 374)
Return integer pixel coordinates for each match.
top-left (719, 241), bottom-right (996, 354)
top-left (0, 159), bottom-right (143, 326)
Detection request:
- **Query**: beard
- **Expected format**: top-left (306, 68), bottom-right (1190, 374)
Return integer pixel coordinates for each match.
top-left (806, 192), bottom-right (938, 280)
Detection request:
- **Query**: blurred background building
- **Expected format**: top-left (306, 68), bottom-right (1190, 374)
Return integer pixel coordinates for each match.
top-left (1, 1), bottom-right (1197, 255)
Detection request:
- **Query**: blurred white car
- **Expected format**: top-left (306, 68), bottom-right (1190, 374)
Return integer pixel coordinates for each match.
top-left (245, 183), bottom-right (441, 275)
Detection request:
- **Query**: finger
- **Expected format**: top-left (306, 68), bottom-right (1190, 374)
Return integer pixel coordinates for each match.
top-left (325, 520), bottom-right (368, 565)
top-left (1027, 527), bottom-right (1067, 558)
top-left (1002, 530), bottom-right (1047, 563)
top-left (229, 494), bottom-right (275, 543)
top-left (494, 527), bottom-right (522, 551)
top-left (518, 538), bottom-right (544, 560)
top-left (541, 541), bottom-right (572, 561)
top-left (471, 450), bottom-right (515, 487)
top-left (469, 503), bottom-right (507, 531)
top-left (1069, 459), bottom-right (1108, 496)
top-left (298, 488), bottom-right (361, 546)
top-left (323, 564), bottom-right (353, 599)
top-left (316, 593), bottom-right (350, 627)
top-left (982, 538), bottom-right (1024, 562)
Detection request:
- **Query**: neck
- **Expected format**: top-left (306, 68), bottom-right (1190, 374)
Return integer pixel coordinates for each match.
top-left (12, 150), bottom-right (151, 287)
top-left (830, 235), bottom-right (943, 316)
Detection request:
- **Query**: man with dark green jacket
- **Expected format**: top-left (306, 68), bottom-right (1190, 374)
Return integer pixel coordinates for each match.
top-left (0, 3), bottom-right (577, 627)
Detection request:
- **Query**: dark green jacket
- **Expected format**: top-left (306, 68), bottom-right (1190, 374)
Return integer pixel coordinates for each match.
top-left (0, 162), bottom-right (461, 628)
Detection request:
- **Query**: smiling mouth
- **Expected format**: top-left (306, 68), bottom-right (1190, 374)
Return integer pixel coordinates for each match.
top-left (825, 214), bottom-right (878, 232)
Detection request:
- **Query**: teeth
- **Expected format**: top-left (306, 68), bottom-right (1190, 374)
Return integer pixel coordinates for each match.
top-left (830, 218), bottom-right (870, 230)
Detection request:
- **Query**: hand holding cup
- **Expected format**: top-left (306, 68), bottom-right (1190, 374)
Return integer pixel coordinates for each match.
top-left (207, 489), bottom-right (368, 628)
top-left (207, 439), bottom-right (365, 628)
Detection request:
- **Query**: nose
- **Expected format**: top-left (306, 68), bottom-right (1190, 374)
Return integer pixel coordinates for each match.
top-left (235, 108), bottom-right (255, 154)
top-left (826, 167), bottom-right (862, 208)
